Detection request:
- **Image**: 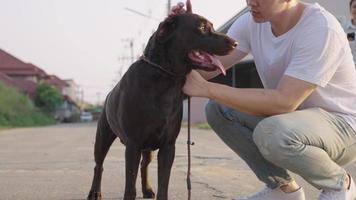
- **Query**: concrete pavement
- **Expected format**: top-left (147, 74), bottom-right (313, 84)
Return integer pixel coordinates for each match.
top-left (0, 123), bottom-right (355, 200)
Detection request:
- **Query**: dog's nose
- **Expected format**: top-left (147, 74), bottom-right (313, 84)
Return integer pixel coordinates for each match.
top-left (233, 42), bottom-right (238, 47)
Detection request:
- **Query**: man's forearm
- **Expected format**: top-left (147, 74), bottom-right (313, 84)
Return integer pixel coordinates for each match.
top-left (197, 69), bottom-right (221, 80)
top-left (206, 82), bottom-right (294, 116)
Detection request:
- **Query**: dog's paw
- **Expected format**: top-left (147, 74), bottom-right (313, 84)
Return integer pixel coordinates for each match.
top-left (87, 190), bottom-right (102, 200)
top-left (142, 188), bottom-right (155, 199)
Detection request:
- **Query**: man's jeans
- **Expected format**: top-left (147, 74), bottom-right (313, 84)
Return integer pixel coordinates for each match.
top-left (205, 101), bottom-right (356, 190)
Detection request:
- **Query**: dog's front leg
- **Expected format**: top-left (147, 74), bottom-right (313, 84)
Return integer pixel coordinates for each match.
top-left (124, 142), bottom-right (141, 200)
top-left (141, 150), bottom-right (155, 198)
top-left (157, 145), bottom-right (175, 200)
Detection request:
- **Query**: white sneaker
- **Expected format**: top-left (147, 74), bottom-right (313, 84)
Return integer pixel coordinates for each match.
top-left (233, 186), bottom-right (305, 200)
top-left (318, 175), bottom-right (356, 200)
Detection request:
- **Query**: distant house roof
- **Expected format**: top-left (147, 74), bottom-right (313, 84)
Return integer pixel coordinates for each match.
top-left (0, 49), bottom-right (28, 69)
top-left (63, 95), bottom-right (79, 108)
top-left (0, 72), bottom-right (17, 86)
top-left (0, 49), bottom-right (48, 78)
top-left (45, 75), bottom-right (69, 91)
top-left (0, 72), bottom-right (37, 97)
top-left (13, 79), bottom-right (38, 98)
top-left (0, 49), bottom-right (74, 99)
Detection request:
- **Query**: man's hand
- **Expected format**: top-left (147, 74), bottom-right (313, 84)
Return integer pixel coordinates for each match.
top-left (169, 0), bottom-right (192, 16)
top-left (183, 70), bottom-right (211, 97)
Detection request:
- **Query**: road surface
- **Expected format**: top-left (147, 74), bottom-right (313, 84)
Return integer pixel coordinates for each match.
top-left (0, 123), bottom-right (355, 200)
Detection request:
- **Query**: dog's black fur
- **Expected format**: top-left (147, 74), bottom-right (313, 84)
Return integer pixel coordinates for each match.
top-left (87, 12), bottom-right (236, 200)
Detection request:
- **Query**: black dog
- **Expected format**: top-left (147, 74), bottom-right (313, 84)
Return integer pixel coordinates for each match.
top-left (87, 6), bottom-right (236, 200)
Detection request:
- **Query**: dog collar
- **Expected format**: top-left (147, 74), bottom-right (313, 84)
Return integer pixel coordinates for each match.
top-left (140, 55), bottom-right (185, 78)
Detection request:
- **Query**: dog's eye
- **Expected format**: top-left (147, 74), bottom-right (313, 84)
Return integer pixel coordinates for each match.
top-left (199, 24), bottom-right (208, 33)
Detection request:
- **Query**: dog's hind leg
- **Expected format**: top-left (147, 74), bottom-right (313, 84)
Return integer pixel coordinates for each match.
top-left (87, 110), bottom-right (116, 200)
top-left (124, 142), bottom-right (141, 200)
top-left (140, 150), bottom-right (155, 198)
top-left (157, 145), bottom-right (175, 200)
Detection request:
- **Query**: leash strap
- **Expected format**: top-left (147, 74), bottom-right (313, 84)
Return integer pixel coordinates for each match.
top-left (187, 97), bottom-right (192, 200)
top-left (140, 55), bottom-right (185, 78)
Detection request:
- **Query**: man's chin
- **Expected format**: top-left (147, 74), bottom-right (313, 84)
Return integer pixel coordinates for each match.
top-left (252, 16), bottom-right (267, 23)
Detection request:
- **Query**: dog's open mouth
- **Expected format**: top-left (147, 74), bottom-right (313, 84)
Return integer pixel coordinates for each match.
top-left (188, 50), bottom-right (226, 75)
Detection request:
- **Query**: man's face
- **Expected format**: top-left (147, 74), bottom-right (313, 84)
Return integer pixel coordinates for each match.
top-left (246, 0), bottom-right (286, 23)
top-left (351, 1), bottom-right (356, 20)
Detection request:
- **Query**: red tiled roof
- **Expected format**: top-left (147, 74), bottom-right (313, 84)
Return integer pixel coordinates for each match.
top-left (0, 49), bottom-right (48, 77)
top-left (13, 79), bottom-right (37, 98)
top-left (0, 49), bottom-right (73, 99)
top-left (63, 95), bottom-right (79, 108)
top-left (0, 72), bottom-right (37, 97)
top-left (45, 75), bottom-right (69, 91)
top-left (0, 49), bottom-right (28, 69)
top-left (0, 72), bottom-right (17, 86)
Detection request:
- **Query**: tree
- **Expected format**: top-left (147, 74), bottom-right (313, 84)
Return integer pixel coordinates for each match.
top-left (34, 82), bottom-right (63, 114)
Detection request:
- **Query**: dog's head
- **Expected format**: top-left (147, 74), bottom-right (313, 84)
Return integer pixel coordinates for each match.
top-left (144, 13), bottom-right (237, 76)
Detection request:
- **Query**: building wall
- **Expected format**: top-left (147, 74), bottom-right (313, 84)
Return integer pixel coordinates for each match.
top-left (63, 80), bottom-right (79, 103)
top-left (10, 75), bottom-right (37, 83)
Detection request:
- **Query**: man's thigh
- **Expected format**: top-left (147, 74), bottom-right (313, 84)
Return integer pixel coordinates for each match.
top-left (207, 101), bottom-right (264, 130)
top-left (254, 107), bottom-right (356, 165)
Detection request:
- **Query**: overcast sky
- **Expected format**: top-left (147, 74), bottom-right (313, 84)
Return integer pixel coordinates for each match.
top-left (0, 0), bottom-right (246, 104)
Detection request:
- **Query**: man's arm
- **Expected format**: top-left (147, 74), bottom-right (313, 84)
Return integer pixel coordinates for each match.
top-left (183, 71), bottom-right (316, 116)
top-left (198, 49), bottom-right (248, 80)
top-left (207, 75), bottom-right (316, 116)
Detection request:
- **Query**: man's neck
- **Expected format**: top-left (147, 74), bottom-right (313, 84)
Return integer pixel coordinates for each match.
top-left (270, 2), bottom-right (306, 37)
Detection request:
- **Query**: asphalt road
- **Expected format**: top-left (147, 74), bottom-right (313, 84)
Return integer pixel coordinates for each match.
top-left (0, 123), bottom-right (355, 200)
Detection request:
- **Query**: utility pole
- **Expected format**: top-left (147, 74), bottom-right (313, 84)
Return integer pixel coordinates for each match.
top-left (167, 0), bottom-right (171, 15)
top-left (96, 92), bottom-right (101, 106)
top-left (117, 55), bottom-right (133, 82)
top-left (77, 87), bottom-right (84, 109)
top-left (118, 56), bottom-right (132, 64)
top-left (122, 38), bottom-right (135, 64)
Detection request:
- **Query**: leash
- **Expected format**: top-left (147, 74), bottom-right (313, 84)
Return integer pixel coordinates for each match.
top-left (187, 97), bottom-right (192, 200)
top-left (140, 54), bottom-right (193, 199)
top-left (140, 55), bottom-right (185, 78)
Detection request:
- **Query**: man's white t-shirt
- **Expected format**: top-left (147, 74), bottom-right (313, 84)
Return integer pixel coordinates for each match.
top-left (227, 3), bottom-right (356, 131)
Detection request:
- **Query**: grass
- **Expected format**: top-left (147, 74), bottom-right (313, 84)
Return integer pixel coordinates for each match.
top-left (0, 83), bottom-right (56, 127)
top-left (195, 122), bottom-right (212, 130)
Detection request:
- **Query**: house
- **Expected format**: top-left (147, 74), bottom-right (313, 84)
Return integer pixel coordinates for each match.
top-left (63, 79), bottom-right (80, 103)
top-left (0, 49), bottom-right (47, 97)
top-left (0, 50), bottom-right (47, 83)
top-left (0, 48), bottom-right (80, 121)
top-left (45, 74), bottom-right (69, 94)
top-left (183, 0), bottom-right (349, 124)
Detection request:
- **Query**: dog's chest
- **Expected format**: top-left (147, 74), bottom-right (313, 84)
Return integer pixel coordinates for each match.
top-left (109, 68), bottom-right (185, 149)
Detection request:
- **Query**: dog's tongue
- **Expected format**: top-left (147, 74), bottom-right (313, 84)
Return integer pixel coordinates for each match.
top-left (205, 53), bottom-right (226, 76)
top-left (189, 51), bottom-right (226, 75)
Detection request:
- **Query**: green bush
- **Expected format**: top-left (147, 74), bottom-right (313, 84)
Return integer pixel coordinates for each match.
top-left (0, 83), bottom-right (56, 127)
top-left (34, 82), bottom-right (63, 114)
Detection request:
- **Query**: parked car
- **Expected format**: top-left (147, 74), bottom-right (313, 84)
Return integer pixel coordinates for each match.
top-left (80, 112), bottom-right (93, 122)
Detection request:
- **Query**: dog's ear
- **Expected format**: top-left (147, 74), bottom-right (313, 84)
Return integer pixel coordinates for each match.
top-left (156, 17), bottom-right (177, 43)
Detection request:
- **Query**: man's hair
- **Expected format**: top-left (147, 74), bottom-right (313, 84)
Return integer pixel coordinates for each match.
top-left (351, 0), bottom-right (356, 9)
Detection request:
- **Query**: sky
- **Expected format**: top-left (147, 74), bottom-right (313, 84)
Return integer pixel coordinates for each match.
top-left (0, 0), bottom-right (246, 104)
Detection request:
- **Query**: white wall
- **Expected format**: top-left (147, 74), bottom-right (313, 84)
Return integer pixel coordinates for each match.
top-left (303, 0), bottom-right (350, 21)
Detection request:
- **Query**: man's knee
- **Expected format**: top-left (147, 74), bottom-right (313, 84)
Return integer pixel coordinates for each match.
top-left (253, 115), bottom-right (300, 163)
top-left (205, 100), bottom-right (223, 127)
